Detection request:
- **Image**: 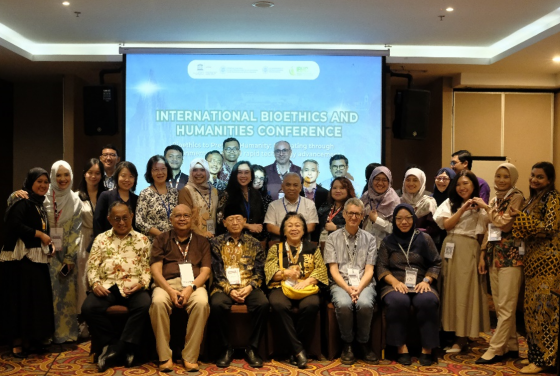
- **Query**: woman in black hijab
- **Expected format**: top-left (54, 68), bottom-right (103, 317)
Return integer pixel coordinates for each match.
top-left (376, 203), bottom-right (442, 366)
top-left (0, 168), bottom-right (55, 358)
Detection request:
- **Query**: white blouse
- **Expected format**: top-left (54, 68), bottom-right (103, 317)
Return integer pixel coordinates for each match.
top-left (433, 199), bottom-right (488, 239)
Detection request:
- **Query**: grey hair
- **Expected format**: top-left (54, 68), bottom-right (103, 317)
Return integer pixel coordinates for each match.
top-left (344, 197), bottom-right (364, 212)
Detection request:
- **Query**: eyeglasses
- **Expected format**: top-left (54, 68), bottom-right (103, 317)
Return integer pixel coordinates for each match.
top-left (274, 149), bottom-right (291, 154)
top-left (152, 168), bottom-right (167, 173)
top-left (373, 178), bottom-right (389, 183)
top-left (254, 177), bottom-right (265, 182)
top-left (395, 216), bottom-right (414, 223)
top-left (226, 217), bottom-right (243, 223)
top-left (450, 161), bottom-right (458, 166)
top-left (224, 147), bottom-right (240, 152)
top-left (173, 214), bottom-right (191, 219)
top-left (345, 211), bottom-right (363, 218)
top-left (101, 153), bottom-right (117, 158)
top-left (435, 177), bottom-right (450, 182)
top-left (112, 216), bottom-right (131, 223)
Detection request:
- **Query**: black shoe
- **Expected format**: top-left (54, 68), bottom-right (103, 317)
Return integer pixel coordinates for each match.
top-left (419, 353), bottom-right (434, 366)
top-left (295, 350), bottom-right (307, 369)
top-left (11, 347), bottom-right (28, 359)
top-left (340, 343), bottom-right (356, 365)
top-left (245, 348), bottom-right (263, 368)
top-left (397, 353), bottom-right (412, 366)
top-left (97, 345), bottom-right (120, 372)
top-left (125, 351), bottom-right (135, 367)
top-left (504, 351), bottom-right (519, 359)
top-left (288, 355), bottom-right (297, 366)
top-left (216, 348), bottom-right (234, 368)
top-left (359, 343), bottom-right (378, 364)
top-left (475, 355), bottom-right (503, 365)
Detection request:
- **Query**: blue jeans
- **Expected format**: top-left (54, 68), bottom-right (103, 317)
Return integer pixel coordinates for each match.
top-left (330, 284), bottom-right (376, 343)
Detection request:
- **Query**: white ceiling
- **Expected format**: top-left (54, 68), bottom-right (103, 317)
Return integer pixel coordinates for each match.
top-left (2, 0), bottom-right (560, 87)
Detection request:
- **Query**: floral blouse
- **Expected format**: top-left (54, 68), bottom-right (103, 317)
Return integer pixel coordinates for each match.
top-left (135, 186), bottom-right (178, 241)
top-left (86, 229), bottom-right (151, 297)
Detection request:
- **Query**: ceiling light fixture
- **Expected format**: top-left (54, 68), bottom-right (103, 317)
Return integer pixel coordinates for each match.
top-left (62, 1), bottom-right (70, 5)
top-left (553, 56), bottom-right (560, 62)
top-left (252, 1), bottom-right (274, 8)
top-left (446, 7), bottom-right (454, 12)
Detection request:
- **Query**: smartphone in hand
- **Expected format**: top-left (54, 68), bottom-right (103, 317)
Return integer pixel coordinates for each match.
top-left (59, 264), bottom-right (70, 277)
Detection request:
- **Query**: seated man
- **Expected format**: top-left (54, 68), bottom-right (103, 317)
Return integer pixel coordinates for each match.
top-left (149, 204), bottom-right (211, 372)
top-left (209, 204), bottom-right (269, 368)
top-left (323, 198), bottom-right (378, 365)
top-left (82, 201), bottom-right (151, 372)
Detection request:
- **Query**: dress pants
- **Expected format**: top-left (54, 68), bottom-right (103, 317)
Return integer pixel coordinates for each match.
top-left (81, 284), bottom-right (151, 350)
top-left (150, 278), bottom-right (210, 363)
top-left (210, 288), bottom-right (269, 350)
top-left (268, 288), bottom-right (320, 354)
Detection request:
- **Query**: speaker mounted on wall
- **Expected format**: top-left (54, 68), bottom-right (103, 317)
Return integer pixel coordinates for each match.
top-left (392, 89), bottom-right (430, 140)
top-left (84, 85), bottom-right (118, 135)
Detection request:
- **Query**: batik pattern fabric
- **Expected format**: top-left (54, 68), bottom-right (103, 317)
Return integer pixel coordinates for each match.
top-left (512, 190), bottom-right (560, 367)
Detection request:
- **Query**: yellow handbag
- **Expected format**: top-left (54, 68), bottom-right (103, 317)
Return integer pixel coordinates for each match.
top-left (278, 243), bottom-right (319, 300)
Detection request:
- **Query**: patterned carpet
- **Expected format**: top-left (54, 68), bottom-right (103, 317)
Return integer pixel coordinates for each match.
top-left (0, 334), bottom-right (555, 376)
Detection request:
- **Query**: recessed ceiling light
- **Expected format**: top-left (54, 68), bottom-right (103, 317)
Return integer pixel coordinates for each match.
top-left (446, 7), bottom-right (454, 12)
top-left (252, 1), bottom-right (274, 8)
top-left (553, 56), bottom-right (560, 62)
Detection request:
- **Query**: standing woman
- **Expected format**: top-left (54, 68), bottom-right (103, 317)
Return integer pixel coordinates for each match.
top-left (471, 163), bottom-right (524, 365)
top-left (0, 168), bottom-right (54, 357)
top-left (179, 158), bottom-right (219, 238)
top-left (218, 161), bottom-right (265, 239)
top-left (94, 161), bottom-right (139, 237)
top-left (45, 161), bottom-right (83, 344)
top-left (252, 164), bottom-right (273, 212)
top-left (135, 155), bottom-right (178, 242)
top-left (433, 170), bottom-right (490, 352)
top-left (361, 166), bottom-right (401, 246)
top-left (512, 162), bottom-right (560, 374)
top-left (76, 158), bottom-right (106, 332)
top-left (317, 177), bottom-right (356, 241)
top-left (400, 168), bottom-right (438, 237)
top-left (431, 168), bottom-right (456, 250)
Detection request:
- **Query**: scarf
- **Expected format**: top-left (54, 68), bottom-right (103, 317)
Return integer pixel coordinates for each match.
top-left (494, 163), bottom-right (519, 201)
top-left (44, 160), bottom-right (81, 227)
top-left (432, 167), bottom-right (456, 206)
top-left (186, 158), bottom-right (211, 195)
top-left (401, 168), bottom-right (437, 218)
top-left (360, 166), bottom-right (400, 219)
top-left (383, 203), bottom-right (429, 259)
top-left (4, 168), bottom-right (49, 222)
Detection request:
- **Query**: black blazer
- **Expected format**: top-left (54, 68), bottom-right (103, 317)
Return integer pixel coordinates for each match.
top-left (300, 185), bottom-right (329, 241)
top-left (93, 189), bottom-right (139, 238)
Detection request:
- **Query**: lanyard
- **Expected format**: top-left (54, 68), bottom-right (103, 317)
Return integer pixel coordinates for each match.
top-left (397, 231), bottom-right (417, 268)
top-left (168, 171), bottom-right (182, 189)
top-left (285, 241), bottom-right (303, 265)
top-left (52, 191), bottom-right (62, 227)
top-left (283, 197), bottom-right (301, 214)
top-left (243, 191), bottom-right (251, 219)
top-left (154, 186), bottom-right (171, 218)
top-left (36, 205), bottom-right (47, 231)
top-left (175, 233), bottom-right (192, 263)
top-left (343, 230), bottom-right (359, 267)
top-left (194, 184), bottom-right (212, 211)
top-left (328, 205), bottom-right (343, 222)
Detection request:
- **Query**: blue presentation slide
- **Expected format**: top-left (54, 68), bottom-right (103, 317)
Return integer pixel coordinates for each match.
top-left (125, 53), bottom-right (383, 193)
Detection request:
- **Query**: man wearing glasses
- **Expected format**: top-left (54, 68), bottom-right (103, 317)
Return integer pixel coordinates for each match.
top-left (218, 138), bottom-right (241, 183)
top-left (320, 154), bottom-right (353, 188)
top-left (82, 201), bottom-right (151, 372)
top-left (265, 140), bottom-right (302, 200)
top-left (100, 144), bottom-right (121, 189)
top-left (149, 204), bottom-right (211, 372)
top-left (450, 150), bottom-right (490, 203)
top-left (323, 198), bottom-right (378, 365)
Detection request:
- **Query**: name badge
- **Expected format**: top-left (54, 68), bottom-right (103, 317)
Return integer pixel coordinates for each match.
top-left (179, 263), bottom-right (195, 287)
top-left (405, 267), bottom-right (418, 289)
top-left (50, 228), bottom-right (64, 251)
top-left (226, 267), bottom-right (241, 285)
top-left (488, 224), bottom-right (502, 242)
top-left (347, 267), bottom-right (360, 287)
top-left (206, 219), bottom-right (215, 234)
top-left (444, 242), bottom-right (455, 259)
top-left (519, 241), bottom-right (525, 256)
top-left (319, 229), bottom-right (329, 243)
top-left (278, 192), bottom-right (285, 199)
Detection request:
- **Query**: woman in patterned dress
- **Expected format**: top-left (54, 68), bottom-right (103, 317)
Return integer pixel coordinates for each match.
top-left (512, 161), bottom-right (560, 374)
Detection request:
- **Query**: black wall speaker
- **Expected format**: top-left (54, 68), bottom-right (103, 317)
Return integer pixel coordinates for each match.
top-left (84, 85), bottom-right (118, 135)
top-left (392, 89), bottom-right (430, 140)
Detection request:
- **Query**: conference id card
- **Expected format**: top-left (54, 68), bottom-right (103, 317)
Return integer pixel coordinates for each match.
top-left (405, 267), bottom-right (418, 289)
top-left (347, 268), bottom-right (360, 287)
top-left (444, 243), bottom-right (455, 259)
top-left (226, 267), bottom-right (241, 285)
top-left (519, 241), bottom-right (525, 256)
top-left (179, 263), bottom-right (195, 287)
top-left (278, 192), bottom-right (285, 199)
top-left (206, 219), bottom-right (215, 234)
top-left (319, 229), bottom-right (329, 243)
top-left (488, 224), bottom-right (502, 242)
top-left (50, 228), bottom-right (63, 251)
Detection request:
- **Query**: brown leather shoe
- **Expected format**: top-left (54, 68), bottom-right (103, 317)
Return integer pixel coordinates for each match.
top-left (183, 359), bottom-right (199, 371)
top-left (159, 359), bottom-right (173, 372)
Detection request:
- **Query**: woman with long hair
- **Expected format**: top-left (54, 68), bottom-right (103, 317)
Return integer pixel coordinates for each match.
top-left (317, 177), bottom-right (356, 242)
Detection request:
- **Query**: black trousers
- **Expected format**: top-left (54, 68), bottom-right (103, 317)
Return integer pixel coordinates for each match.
top-left (210, 289), bottom-right (269, 350)
top-left (81, 284), bottom-right (151, 349)
top-left (268, 288), bottom-right (320, 354)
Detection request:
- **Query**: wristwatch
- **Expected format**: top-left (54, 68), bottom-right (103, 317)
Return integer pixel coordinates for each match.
top-left (423, 277), bottom-right (431, 284)
top-left (189, 283), bottom-right (197, 291)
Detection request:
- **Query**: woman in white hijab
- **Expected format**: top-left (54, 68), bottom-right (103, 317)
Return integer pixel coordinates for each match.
top-left (178, 158), bottom-right (219, 238)
top-left (44, 160), bottom-right (82, 343)
top-left (400, 168), bottom-right (439, 237)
